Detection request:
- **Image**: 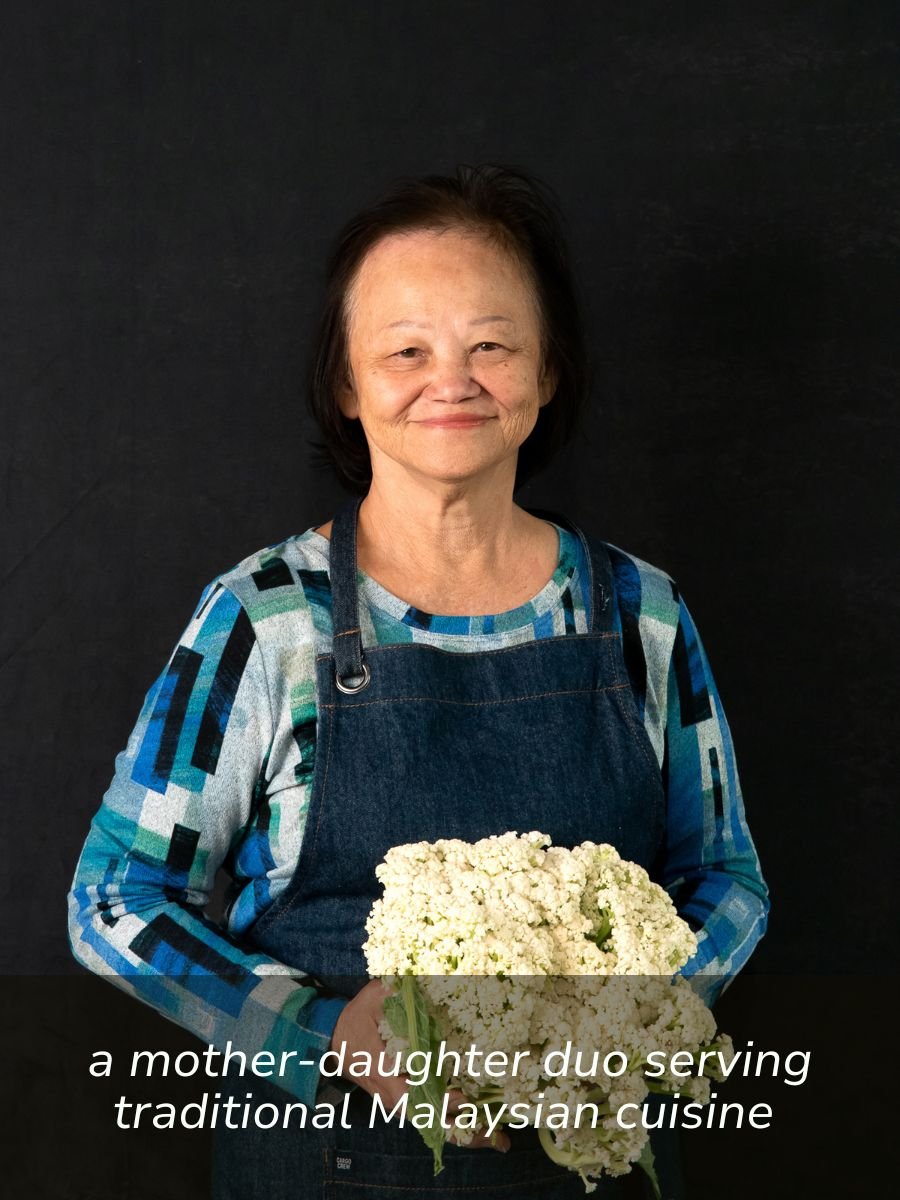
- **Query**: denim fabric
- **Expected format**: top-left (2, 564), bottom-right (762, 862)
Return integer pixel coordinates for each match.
top-left (212, 1081), bottom-right (654, 1199)
top-left (213, 500), bottom-right (666, 1197)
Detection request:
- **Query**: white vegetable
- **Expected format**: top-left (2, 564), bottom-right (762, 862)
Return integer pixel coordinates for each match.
top-left (363, 832), bottom-right (726, 1191)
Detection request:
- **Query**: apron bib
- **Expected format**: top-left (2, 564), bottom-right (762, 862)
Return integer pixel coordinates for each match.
top-left (213, 500), bottom-right (666, 1198)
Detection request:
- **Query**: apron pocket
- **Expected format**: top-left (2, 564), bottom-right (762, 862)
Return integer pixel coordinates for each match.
top-left (323, 1140), bottom-right (627, 1197)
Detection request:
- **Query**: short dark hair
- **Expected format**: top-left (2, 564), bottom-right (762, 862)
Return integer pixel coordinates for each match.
top-left (309, 163), bottom-right (589, 494)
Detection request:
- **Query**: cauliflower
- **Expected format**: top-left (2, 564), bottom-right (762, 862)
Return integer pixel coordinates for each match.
top-left (362, 832), bottom-right (728, 1191)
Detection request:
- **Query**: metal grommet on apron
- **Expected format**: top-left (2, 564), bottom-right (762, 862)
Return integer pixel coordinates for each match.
top-left (213, 497), bottom-right (668, 1199)
top-left (334, 661), bottom-right (370, 694)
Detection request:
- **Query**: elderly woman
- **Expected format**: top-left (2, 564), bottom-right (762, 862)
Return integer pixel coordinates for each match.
top-left (68, 165), bottom-right (768, 1198)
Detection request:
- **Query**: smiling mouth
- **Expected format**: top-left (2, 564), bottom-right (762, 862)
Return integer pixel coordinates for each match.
top-left (415, 416), bottom-right (494, 428)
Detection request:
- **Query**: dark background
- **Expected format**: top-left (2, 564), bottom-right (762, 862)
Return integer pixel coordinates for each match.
top-left (1, 2), bottom-right (897, 1197)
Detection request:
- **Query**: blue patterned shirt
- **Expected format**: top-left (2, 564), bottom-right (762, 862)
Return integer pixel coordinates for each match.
top-left (67, 523), bottom-right (769, 1106)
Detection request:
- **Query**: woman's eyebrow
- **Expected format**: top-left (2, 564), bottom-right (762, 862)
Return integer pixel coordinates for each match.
top-left (381, 315), bottom-right (516, 331)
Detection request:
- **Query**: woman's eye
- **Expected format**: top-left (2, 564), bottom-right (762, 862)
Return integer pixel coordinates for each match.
top-left (475, 342), bottom-right (503, 352)
top-left (395, 347), bottom-right (422, 358)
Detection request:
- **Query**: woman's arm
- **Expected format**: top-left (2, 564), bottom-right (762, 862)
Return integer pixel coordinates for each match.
top-left (658, 592), bottom-right (770, 1003)
top-left (66, 578), bottom-right (345, 1106)
top-left (606, 544), bottom-right (769, 1004)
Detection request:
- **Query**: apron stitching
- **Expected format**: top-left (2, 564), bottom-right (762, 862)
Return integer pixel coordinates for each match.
top-left (621, 694), bottom-right (664, 779)
top-left (608, 670), bottom-right (665, 782)
top-left (322, 684), bottom-right (632, 709)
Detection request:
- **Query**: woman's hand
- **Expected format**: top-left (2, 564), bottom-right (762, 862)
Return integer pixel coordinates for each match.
top-left (330, 979), bottom-right (510, 1152)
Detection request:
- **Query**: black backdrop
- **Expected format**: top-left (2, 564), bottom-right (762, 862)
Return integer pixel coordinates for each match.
top-left (2, 3), bottom-right (897, 1198)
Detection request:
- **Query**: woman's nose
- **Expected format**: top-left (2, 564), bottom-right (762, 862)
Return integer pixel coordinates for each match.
top-left (420, 356), bottom-right (481, 404)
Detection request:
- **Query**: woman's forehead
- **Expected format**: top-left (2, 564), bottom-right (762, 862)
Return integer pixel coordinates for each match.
top-left (362, 226), bottom-right (519, 271)
top-left (347, 228), bottom-right (538, 326)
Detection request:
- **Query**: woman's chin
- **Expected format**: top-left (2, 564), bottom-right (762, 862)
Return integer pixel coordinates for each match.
top-left (377, 451), bottom-right (519, 492)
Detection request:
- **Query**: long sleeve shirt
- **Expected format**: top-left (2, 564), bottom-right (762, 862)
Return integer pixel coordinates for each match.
top-left (67, 523), bottom-right (769, 1106)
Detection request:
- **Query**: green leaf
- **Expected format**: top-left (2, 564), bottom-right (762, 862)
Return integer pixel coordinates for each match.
top-left (636, 1137), bottom-right (661, 1200)
top-left (386, 977), bottom-right (448, 1175)
top-left (383, 992), bottom-right (409, 1039)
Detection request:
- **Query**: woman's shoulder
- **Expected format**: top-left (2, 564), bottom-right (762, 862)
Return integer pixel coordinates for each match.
top-left (576, 531), bottom-right (683, 633)
top-left (587, 539), bottom-right (687, 723)
top-left (196, 527), bottom-right (334, 631)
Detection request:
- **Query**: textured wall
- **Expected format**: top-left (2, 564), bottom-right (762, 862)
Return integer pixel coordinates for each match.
top-left (2, 2), bottom-right (896, 1196)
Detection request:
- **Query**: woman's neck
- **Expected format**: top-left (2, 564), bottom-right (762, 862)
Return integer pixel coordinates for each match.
top-left (351, 472), bottom-right (559, 616)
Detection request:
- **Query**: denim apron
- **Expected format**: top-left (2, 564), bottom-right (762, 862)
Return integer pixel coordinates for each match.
top-left (212, 499), bottom-right (668, 1199)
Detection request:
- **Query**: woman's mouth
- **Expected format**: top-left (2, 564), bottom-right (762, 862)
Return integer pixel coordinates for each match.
top-left (414, 415), bottom-right (494, 428)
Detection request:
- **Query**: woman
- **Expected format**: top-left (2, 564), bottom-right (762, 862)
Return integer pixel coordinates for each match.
top-left (68, 165), bottom-right (768, 1197)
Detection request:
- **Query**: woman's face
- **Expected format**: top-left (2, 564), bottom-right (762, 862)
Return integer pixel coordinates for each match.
top-left (339, 228), bottom-right (556, 488)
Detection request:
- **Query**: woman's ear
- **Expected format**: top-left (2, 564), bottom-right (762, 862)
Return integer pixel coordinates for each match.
top-left (338, 372), bottom-right (359, 420)
top-left (538, 361), bottom-right (559, 408)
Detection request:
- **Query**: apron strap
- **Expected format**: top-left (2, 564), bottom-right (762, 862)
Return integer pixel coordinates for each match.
top-left (329, 496), bottom-right (370, 692)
